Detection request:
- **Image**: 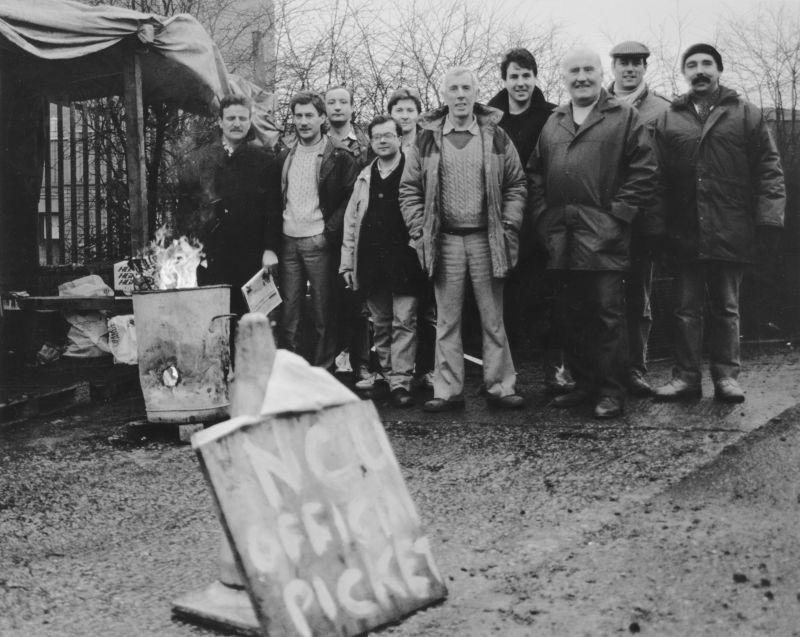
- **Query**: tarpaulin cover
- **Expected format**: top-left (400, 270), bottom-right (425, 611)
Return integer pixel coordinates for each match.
top-left (0, 0), bottom-right (279, 138)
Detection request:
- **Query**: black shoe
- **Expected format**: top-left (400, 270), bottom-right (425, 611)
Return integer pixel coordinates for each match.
top-left (390, 387), bottom-right (414, 408)
top-left (714, 379), bottom-right (745, 403)
top-left (653, 378), bottom-right (702, 402)
top-left (423, 397), bottom-right (465, 413)
top-left (594, 396), bottom-right (624, 419)
top-left (626, 370), bottom-right (653, 397)
top-left (486, 393), bottom-right (525, 409)
top-left (362, 380), bottom-right (389, 399)
top-left (552, 389), bottom-right (591, 408)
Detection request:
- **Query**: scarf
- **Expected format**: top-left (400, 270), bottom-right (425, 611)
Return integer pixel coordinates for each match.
top-left (691, 86), bottom-right (721, 124)
top-left (612, 81), bottom-right (647, 106)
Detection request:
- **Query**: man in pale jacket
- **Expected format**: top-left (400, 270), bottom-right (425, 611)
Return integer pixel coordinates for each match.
top-left (400, 66), bottom-right (527, 412)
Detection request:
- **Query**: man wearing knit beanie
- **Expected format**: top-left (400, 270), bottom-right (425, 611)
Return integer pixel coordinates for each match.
top-left (652, 44), bottom-right (786, 404)
top-left (681, 43), bottom-right (723, 72)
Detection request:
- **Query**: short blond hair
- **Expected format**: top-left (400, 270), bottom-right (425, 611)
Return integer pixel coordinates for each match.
top-left (439, 67), bottom-right (480, 97)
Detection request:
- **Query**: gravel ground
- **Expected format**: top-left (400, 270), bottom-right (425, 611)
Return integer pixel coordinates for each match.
top-left (1, 345), bottom-right (798, 636)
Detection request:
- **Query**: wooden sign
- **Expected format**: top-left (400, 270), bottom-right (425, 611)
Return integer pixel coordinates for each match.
top-left (192, 399), bottom-right (447, 636)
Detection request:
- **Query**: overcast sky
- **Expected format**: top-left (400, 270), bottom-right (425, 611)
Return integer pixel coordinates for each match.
top-left (494, 0), bottom-right (763, 71)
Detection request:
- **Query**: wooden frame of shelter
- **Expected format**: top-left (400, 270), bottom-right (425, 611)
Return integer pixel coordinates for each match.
top-left (0, 0), bottom-right (231, 296)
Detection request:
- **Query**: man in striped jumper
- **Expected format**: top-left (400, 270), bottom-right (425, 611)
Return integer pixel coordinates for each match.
top-left (400, 67), bottom-right (527, 412)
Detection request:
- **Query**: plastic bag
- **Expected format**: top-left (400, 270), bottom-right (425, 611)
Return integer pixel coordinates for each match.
top-left (59, 274), bottom-right (114, 357)
top-left (58, 274), bottom-right (114, 297)
top-left (63, 311), bottom-right (111, 358)
top-left (108, 315), bottom-right (137, 365)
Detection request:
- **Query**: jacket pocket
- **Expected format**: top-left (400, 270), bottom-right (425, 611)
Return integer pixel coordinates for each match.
top-left (410, 236), bottom-right (425, 270)
top-left (503, 224), bottom-right (520, 271)
top-left (591, 209), bottom-right (630, 256)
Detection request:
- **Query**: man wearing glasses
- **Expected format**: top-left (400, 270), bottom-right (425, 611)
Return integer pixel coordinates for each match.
top-left (340, 115), bottom-right (427, 407)
top-left (400, 67), bottom-right (527, 412)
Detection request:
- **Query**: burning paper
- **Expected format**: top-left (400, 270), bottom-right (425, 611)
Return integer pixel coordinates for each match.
top-left (152, 235), bottom-right (204, 289)
top-left (132, 226), bottom-right (205, 291)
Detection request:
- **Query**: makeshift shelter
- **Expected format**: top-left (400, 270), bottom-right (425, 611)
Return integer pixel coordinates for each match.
top-left (0, 0), bottom-right (277, 293)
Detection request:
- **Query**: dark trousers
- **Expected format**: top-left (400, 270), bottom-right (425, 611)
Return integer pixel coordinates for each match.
top-left (559, 270), bottom-right (627, 399)
top-left (415, 282), bottom-right (436, 375)
top-left (336, 283), bottom-right (371, 373)
top-left (505, 247), bottom-right (565, 353)
top-left (625, 256), bottom-right (653, 376)
top-left (673, 261), bottom-right (744, 385)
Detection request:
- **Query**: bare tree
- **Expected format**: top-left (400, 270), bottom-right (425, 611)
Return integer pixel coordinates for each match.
top-left (720, 1), bottom-right (800, 166)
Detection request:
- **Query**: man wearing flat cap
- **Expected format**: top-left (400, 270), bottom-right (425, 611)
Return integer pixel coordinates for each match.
top-left (652, 44), bottom-right (785, 403)
top-left (608, 41), bottom-right (671, 398)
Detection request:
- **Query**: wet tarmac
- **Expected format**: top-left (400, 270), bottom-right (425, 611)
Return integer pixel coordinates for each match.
top-left (1, 345), bottom-right (799, 636)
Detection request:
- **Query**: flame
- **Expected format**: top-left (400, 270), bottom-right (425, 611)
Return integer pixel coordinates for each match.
top-left (138, 225), bottom-right (204, 290)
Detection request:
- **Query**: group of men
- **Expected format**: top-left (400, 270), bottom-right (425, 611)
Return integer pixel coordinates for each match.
top-left (177, 40), bottom-right (785, 419)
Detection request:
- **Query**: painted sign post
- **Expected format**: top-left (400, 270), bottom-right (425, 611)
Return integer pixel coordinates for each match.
top-left (191, 399), bottom-right (447, 636)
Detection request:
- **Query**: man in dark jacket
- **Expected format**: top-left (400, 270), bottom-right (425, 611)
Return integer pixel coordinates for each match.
top-left (607, 41), bottom-right (671, 397)
top-left (652, 44), bottom-right (785, 403)
top-left (340, 116), bottom-right (427, 407)
top-left (176, 95), bottom-right (281, 316)
top-left (488, 48), bottom-right (574, 395)
top-left (388, 87), bottom-right (436, 389)
top-left (527, 48), bottom-right (658, 419)
top-left (325, 85), bottom-right (373, 386)
top-left (277, 91), bottom-right (358, 371)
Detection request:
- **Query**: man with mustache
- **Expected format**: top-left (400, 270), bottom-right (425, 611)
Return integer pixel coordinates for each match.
top-left (527, 48), bottom-right (658, 419)
top-left (277, 91), bottom-right (358, 371)
top-left (400, 66), bottom-right (527, 412)
top-left (651, 44), bottom-right (785, 403)
top-left (607, 41), bottom-right (671, 397)
top-left (176, 95), bottom-right (282, 316)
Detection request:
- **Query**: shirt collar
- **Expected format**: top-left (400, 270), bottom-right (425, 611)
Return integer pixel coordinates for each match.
top-left (443, 113), bottom-right (479, 135)
top-left (329, 125), bottom-right (358, 143)
top-left (376, 153), bottom-right (402, 177)
top-left (221, 140), bottom-right (238, 156)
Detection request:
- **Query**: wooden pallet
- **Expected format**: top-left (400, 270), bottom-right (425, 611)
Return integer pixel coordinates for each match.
top-left (0, 382), bottom-right (91, 426)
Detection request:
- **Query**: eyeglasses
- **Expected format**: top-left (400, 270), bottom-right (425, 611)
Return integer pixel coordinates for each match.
top-left (371, 133), bottom-right (398, 142)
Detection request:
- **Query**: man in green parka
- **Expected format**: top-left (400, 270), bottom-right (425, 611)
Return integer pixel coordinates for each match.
top-left (652, 44), bottom-right (785, 404)
top-left (527, 48), bottom-right (658, 419)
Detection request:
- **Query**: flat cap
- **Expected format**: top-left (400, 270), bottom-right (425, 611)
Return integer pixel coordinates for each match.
top-left (610, 41), bottom-right (650, 59)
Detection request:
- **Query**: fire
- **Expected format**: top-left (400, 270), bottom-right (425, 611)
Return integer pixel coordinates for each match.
top-left (134, 225), bottom-right (204, 290)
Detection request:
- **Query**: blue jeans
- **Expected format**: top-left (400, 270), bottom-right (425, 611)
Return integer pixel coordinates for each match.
top-left (673, 261), bottom-right (744, 384)
top-left (279, 233), bottom-right (337, 370)
top-left (433, 232), bottom-right (516, 400)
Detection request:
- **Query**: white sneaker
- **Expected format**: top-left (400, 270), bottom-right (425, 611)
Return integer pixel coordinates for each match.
top-left (355, 372), bottom-right (386, 390)
top-left (335, 349), bottom-right (352, 373)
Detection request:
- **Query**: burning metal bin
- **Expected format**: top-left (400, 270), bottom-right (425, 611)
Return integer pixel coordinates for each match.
top-left (133, 285), bottom-right (232, 424)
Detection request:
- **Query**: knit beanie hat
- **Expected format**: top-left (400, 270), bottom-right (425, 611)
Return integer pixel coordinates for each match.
top-left (681, 43), bottom-right (723, 72)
